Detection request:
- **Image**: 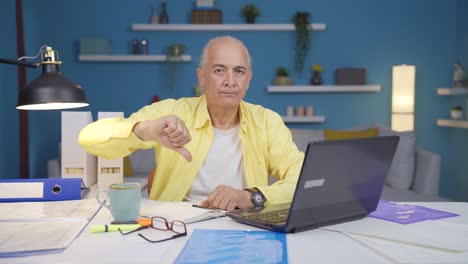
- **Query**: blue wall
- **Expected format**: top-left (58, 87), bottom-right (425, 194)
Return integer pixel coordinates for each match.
top-left (0, 1), bottom-right (20, 179)
top-left (450, 0), bottom-right (468, 201)
top-left (1, 0), bottom-right (466, 200)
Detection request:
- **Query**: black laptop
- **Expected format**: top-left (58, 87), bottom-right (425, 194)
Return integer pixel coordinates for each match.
top-left (227, 136), bottom-right (399, 233)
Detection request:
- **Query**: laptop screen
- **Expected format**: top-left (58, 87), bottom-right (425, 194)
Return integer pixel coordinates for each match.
top-left (287, 136), bottom-right (399, 227)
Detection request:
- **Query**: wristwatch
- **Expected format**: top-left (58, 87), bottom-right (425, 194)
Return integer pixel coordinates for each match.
top-left (245, 188), bottom-right (266, 208)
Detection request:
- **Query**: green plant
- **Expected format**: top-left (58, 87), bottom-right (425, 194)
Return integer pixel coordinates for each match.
top-left (293, 11), bottom-right (311, 73)
top-left (452, 105), bottom-right (463, 111)
top-left (167, 44), bottom-right (186, 57)
top-left (276, 67), bottom-right (289, 77)
top-left (242, 4), bottom-right (260, 19)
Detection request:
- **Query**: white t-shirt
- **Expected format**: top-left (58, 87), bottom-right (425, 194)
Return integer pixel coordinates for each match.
top-left (184, 125), bottom-right (246, 203)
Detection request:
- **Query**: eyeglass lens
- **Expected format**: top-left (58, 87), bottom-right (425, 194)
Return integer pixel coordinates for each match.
top-left (170, 220), bottom-right (186, 234)
top-left (152, 217), bottom-right (170, 230)
top-left (152, 217), bottom-right (186, 234)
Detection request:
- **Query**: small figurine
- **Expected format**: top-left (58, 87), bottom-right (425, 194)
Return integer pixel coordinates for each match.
top-left (286, 106), bottom-right (294, 117)
top-left (306, 105), bottom-right (314, 116)
top-left (140, 39), bottom-right (148, 55)
top-left (296, 106), bottom-right (304, 117)
top-left (131, 39), bottom-right (139, 54)
top-left (310, 64), bottom-right (323, 85)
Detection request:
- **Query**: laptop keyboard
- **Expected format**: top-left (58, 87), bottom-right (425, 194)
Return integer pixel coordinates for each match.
top-left (245, 209), bottom-right (289, 224)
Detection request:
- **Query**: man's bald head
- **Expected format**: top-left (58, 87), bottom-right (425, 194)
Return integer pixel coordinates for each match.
top-left (199, 36), bottom-right (252, 71)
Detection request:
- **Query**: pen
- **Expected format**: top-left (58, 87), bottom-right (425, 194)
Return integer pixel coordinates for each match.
top-left (192, 204), bottom-right (213, 210)
top-left (89, 224), bottom-right (142, 233)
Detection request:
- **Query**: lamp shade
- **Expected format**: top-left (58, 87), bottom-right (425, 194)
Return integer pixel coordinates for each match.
top-left (391, 65), bottom-right (415, 131)
top-left (16, 63), bottom-right (89, 110)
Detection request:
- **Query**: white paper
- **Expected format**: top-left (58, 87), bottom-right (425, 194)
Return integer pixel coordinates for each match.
top-left (0, 219), bottom-right (88, 256)
top-left (0, 199), bottom-right (100, 221)
top-left (140, 200), bottom-right (226, 224)
top-left (345, 232), bottom-right (468, 263)
top-left (322, 217), bottom-right (468, 252)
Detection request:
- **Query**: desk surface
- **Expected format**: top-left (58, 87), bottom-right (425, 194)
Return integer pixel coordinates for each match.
top-left (3, 184), bottom-right (468, 264)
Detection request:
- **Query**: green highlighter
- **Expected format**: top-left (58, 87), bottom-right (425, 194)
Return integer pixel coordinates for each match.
top-left (89, 224), bottom-right (141, 233)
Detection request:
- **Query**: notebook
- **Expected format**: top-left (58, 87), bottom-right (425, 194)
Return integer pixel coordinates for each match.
top-left (139, 200), bottom-right (226, 224)
top-left (227, 136), bottom-right (399, 233)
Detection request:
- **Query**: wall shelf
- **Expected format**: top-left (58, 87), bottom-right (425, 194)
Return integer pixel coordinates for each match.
top-left (437, 119), bottom-right (468, 129)
top-left (78, 54), bottom-right (192, 62)
top-left (282, 116), bottom-right (325, 123)
top-left (437, 87), bottom-right (468, 95)
top-left (267, 85), bottom-right (381, 93)
top-left (131, 23), bottom-right (326, 31)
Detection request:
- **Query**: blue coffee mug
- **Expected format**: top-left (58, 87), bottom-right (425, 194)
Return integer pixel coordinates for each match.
top-left (96, 183), bottom-right (141, 222)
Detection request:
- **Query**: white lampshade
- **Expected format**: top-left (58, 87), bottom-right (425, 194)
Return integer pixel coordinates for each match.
top-left (392, 65), bottom-right (415, 131)
top-left (392, 114), bottom-right (414, 131)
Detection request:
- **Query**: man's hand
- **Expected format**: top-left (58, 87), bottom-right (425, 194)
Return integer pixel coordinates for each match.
top-left (133, 115), bottom-right (192, 162)
top-left (200, 185), bottom-right (253, 211)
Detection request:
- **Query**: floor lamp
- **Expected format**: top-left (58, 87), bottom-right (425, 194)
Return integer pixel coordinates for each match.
top-left (392, 65), bottom-right (415, 131)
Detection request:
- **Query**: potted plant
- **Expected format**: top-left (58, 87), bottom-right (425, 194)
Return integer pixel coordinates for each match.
top-left (293, 12), bottom-right (311, 73)
top-left (167, 44), bottom-right (186, 58)
top-left (451, 105), bottom-right (463, 119)
top-left (310, 64), bottom-right (323, 85)
top-left (274, 67), bottom-right (293, 85)
top-left (242, 4), bottom-right (260, 24)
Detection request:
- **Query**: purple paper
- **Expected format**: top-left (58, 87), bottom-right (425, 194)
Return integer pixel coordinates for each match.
top-left (369, 200), bottom-right (459, 224)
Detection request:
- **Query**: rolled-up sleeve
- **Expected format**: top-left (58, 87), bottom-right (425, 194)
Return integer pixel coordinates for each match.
top-left (78, 100), bottom-right (176, 159)
top-left (257, 112), bottom-right (304, 205)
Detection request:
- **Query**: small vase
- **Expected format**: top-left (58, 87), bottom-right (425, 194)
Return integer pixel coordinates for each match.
top-left (150, 7), bottom-right (159, 24)
top-left (310, 71), bottom-right (323, 85)
top-left (159, 2), bottom-right (169, 24)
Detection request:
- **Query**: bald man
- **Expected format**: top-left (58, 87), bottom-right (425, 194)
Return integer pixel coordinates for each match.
top-left (79, 36), bottom-right (304, 210)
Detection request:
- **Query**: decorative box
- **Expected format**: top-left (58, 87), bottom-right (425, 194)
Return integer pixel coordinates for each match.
top-left (79, 38), bottom-right (112, 55)
top-left (191, 9), bottom-right (222, 24)
top-left (335, 68), bottom-right (366, 85)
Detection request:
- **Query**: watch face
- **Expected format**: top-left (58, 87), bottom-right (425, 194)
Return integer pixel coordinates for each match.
top-left (252, 193), bottom-right (264, 206)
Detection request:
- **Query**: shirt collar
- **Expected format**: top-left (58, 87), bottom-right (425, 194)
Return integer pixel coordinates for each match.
top-left (193, 96), bottom-right (211, 129)
top-left (193, 95), bottom-right (248, 134)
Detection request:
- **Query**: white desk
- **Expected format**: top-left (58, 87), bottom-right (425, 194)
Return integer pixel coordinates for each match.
top-left (3, 188), bottom-right (468, 263)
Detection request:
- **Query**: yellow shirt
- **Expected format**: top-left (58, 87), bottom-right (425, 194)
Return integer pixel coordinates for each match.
top-left (79, 96), bottom-right (304, 205)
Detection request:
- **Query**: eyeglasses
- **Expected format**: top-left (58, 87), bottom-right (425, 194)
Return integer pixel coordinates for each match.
top-left (119, 217), bottom-right (187, 243)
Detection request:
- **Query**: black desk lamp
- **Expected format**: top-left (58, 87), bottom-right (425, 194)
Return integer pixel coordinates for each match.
top-left (0, 45), bottom-right (89, 110)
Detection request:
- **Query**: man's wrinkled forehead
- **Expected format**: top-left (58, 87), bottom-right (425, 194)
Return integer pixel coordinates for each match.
top-left (206, 40), bottom-right (250, 68)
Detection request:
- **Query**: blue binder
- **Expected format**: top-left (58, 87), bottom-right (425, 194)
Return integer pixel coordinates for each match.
top-left (0, 178), bottom-right (88, 202)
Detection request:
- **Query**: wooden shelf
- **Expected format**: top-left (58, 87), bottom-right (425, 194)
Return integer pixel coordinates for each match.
top-left (268, 85), bottom-right (381, 93)
top-left (437, 87), bottom-right (468, 95)
top-left (282, 116), bottom-right (325, 123)
top-left (437, 119), bottom-right (468, 129)
top-left (78, 54), bottom-right (192, 62)
top-left (131, 23), bottom-right (326, 31)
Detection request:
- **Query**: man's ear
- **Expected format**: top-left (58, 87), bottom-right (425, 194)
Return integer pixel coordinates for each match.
top-left (196, 67), bottom-right (204, 89)
top-left (246, 70), bottom-right (253, 91)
